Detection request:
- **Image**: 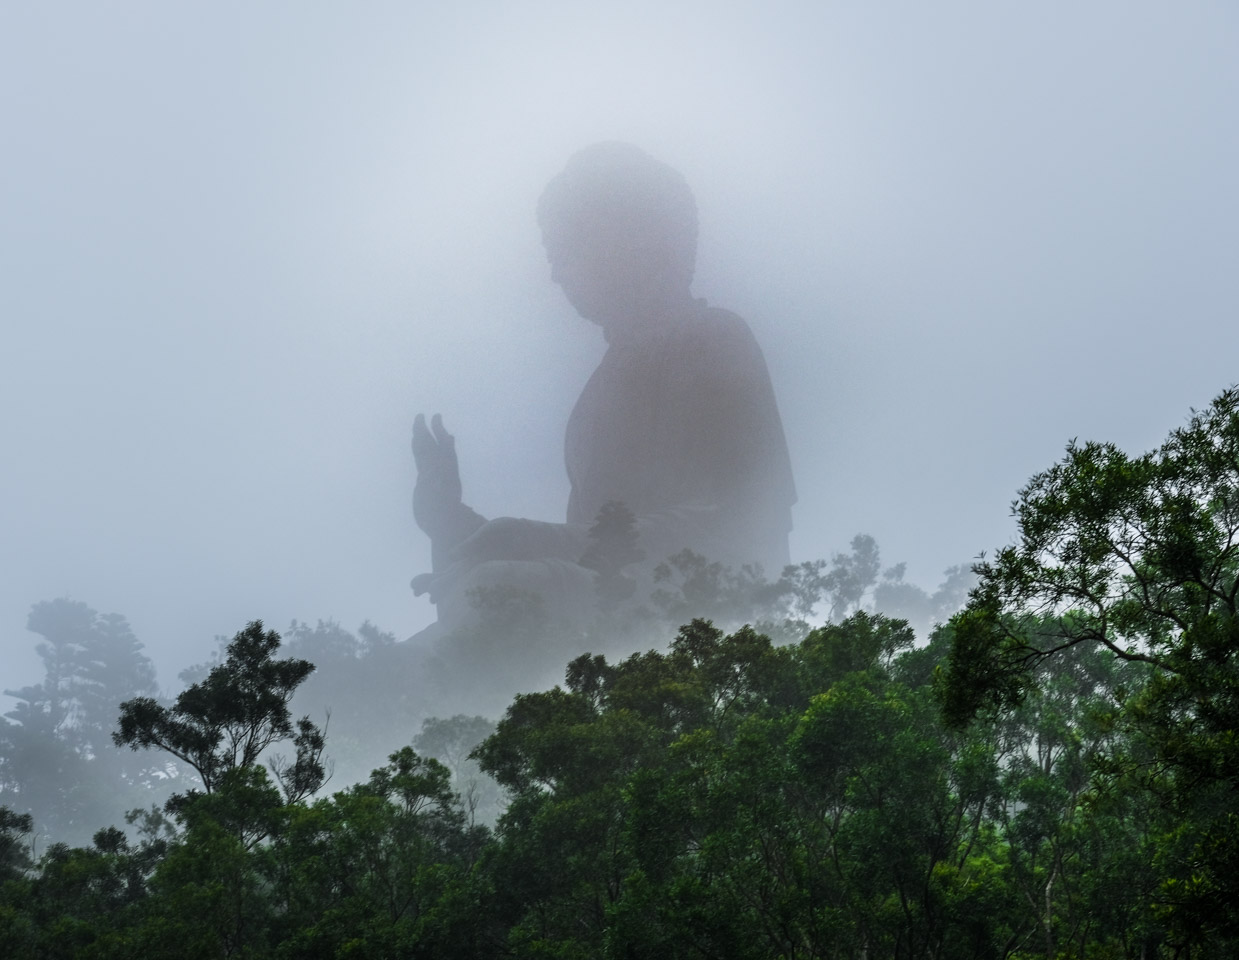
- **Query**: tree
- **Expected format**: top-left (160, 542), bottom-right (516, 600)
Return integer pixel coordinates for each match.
top-left (471, 615), bottom-right (1031, 959)
top-left (938, 385), bottom-right (1239, 951)
top-left (874, 562), bottom-right (977, 641)
top-left (1, 600), bottom-right (159, 845)
top-left (413, 715), bottom-right (503, 825)
top-left (822, 532), bottom-right (882, 620)
top-left (114, 621), bottom-right (326, 809)
top-left (255, 746), bottom-right (489, 959)
top-left (579, 500), bottom-right (645, 610)
top-left (0, 806), bottom-right (32, 881)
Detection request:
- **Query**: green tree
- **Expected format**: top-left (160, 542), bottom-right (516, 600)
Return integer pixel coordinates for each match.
top-left (874, 563), bottom-right (976, 641)
top-left (938, 385), bottom-right (1239, 952)
top-left (414, 715), bottom-right (503, 825)
top-left (0, 806), bottom-right (32, 881)
top-left (821, 532), bottom-right (882, 620)
top-left (1, 600), bottom-right (160, 845)
top-left (579, 500), bottom-right (645, 610)
top-left (114, 621), bottom-right (326, 810)
top-left (281, 617), bottom-right (409, 788)
top-left (474, 615), bottom-right (1027, 959)
top-left (260, 747), bottom-right (488, 959)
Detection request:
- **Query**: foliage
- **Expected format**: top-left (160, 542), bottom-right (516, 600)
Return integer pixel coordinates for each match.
top-left (260, 747), bottom-right (488, 958)
top-left (472, 615), bottom-right (1033, 958)
top-left (8, 382), bottom-right (1239, 957)
top-left (114, 621), bottom-right (326, 810)
top-left (1, 600), bottom-right (161, 846)
top-left (0, 599), bottom-right (1223, 956)
top-left (649, 535), bottom-right (974, 645)
top-left (277, 617), bottom-right (436, 788)
top-left (414, 714), bottom-right (504, 826)
top-left (0, 806), bottom-right (33, 880)
top-left (579, 500), bottom-right (646, 609)
top-left (939, 385), bottom-right (1239, 952)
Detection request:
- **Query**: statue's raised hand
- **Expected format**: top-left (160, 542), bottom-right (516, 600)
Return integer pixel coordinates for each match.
top-left (413, 413), bottom-right (460, 535)
top-left (412, 414), bottom-right (484, 554)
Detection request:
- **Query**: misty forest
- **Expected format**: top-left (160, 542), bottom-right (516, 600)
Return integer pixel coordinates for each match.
top-left (4, 386), bottom-right (1239, 957)
top-left (4, 4), bottom-right (1239, 959)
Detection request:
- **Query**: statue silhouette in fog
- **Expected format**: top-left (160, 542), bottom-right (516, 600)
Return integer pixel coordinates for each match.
top-left (412, 142), bottom-right (795, 634)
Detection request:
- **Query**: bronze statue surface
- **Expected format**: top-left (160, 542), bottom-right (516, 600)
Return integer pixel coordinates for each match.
top-left (412, 142), bottom-right (795, 636)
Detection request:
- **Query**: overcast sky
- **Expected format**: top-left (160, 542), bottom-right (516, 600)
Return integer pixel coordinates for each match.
top-left (3, 2), bottom-right (1237, 697)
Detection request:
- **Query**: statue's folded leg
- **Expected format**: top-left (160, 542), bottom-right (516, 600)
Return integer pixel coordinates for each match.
top-left (434, 558), bottom-right (597, 633)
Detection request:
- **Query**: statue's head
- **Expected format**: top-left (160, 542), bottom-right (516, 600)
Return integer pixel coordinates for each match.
top-left (538, 143), bottom-right (698, 329)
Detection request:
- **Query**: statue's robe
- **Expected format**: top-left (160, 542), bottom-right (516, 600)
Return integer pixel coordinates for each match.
top-left (429, 300), bottom-right (795, 633)
top-left (566, 300), bottom-right (795, 577)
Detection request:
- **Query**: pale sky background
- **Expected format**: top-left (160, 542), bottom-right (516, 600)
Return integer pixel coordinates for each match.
top-left (3, 2), bottom-right (1237, 698)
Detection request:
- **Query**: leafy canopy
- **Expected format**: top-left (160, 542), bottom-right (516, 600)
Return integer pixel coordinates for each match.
top-left (938, 386), bottom-right (1239, 725)
top-left (114, 621), bottom-right (326, 807)
top-left (937, 385), bottom-right (1239, 951)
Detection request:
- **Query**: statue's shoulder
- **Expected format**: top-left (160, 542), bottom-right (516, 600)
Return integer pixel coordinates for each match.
top-left (679, 301), bottom-right (766, 363)
top-left (690, 300), bottom-right (750, 331)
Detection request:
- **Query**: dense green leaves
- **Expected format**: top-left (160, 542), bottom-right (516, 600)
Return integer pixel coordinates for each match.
top-left (0, 599), bottom-right (1226, 956)
top-left (7, 385), bottom-right (1239, 957)
top-left (940, 386), bottom-right (1239, 953)
top-left (114, 621), bottom-right (325, 808)
top-left (469, 615), bottom-right (1035, 959)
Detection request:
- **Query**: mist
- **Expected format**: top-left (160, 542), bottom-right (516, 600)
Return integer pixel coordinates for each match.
top-left (3, 1), bottom-right (1237, 706)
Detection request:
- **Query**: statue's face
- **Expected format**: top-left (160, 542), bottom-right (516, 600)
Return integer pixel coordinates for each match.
top-left (543, 219), bottom-right (681, 329)
top-left (545, 229), bottom-right (626, 324)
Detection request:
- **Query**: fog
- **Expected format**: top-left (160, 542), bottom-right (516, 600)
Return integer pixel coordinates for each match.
top-left (3, 2), bottom-right (1237, 701)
